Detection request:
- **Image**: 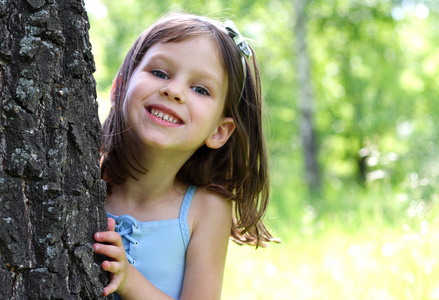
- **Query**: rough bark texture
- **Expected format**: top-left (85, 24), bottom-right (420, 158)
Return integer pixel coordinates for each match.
top-left (293, 0), bottom-right (321, 193)
top-left (0, 0), bottom-right (108, 298)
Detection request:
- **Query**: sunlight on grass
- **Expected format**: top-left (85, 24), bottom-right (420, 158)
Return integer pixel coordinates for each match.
top-left (223, 220), bottom-right (439, 299)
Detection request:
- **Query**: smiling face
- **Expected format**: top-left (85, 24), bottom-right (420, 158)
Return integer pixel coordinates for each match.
top-left (122, 35), bottom-right (235, 156)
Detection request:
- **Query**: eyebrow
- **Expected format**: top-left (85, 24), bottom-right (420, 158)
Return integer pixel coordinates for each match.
top-left (146, 53), bottom-right (173, 65)
top-left (195, 69), bottom-right (225, 91)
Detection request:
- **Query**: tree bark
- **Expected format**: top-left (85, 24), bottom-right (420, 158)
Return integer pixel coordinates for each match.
top-left (0, 0), bottom-right (108, 298)
top-left (293, 0), bottom-right (321, 194)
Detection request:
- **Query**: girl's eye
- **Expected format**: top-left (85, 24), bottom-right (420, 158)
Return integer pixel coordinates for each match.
top-left (192, 86), bottom-right (209, 96)
top-left (152, 70), bottom-right (168, 79)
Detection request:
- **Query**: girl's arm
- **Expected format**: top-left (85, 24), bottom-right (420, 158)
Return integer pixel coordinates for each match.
top-left (179, 188), bottom-right (233, 300)
top-left (93, 218), bottom-right (173, 299)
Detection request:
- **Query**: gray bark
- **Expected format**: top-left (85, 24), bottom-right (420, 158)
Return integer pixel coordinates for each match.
top-left (0, 0), bottom-right (108, 298)
top-left (294, 0), bottom-right (321, 193)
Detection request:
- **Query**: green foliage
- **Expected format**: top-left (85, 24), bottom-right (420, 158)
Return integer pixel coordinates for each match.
top-left (308, 0), bottom-right (439, 192)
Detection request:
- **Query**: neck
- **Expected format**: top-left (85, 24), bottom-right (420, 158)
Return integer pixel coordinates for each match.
top-left (107, 146), bottom-right (194, 207)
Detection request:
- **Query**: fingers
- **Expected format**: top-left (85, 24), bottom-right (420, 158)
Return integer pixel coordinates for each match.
top-left (93, 242), bottom-right (124, 261)
top-left (93, 230), bottom-right (125, 262)
top-left (101, 259), bottom-right (123, 273)
top-left (107, 217), bottom-right (116, 232)
top-left (103, 275), bottom-right (122, 296)
top-left (94, 230), bottom-right (122, 246)
top-left (94, 218), bottom-right (130, 296)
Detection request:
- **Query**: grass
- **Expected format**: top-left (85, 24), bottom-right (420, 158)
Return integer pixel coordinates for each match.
top-left (222, 190), bottom-right (439, 299)
top-left (223, 224), bottom-right (439, 299)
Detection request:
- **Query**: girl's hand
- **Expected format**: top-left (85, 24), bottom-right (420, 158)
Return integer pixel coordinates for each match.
top-left (94, 218), bottom-right (130, 296)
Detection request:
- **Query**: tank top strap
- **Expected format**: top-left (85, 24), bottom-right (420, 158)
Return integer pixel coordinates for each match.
top-left (179, 185), bottom-right (196, 250)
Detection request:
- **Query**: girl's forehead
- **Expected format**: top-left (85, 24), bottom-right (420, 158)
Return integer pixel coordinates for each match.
top-left (144, 35), bottom-right (224, 67)
top-left (159, 33), bottom-right (220, 51)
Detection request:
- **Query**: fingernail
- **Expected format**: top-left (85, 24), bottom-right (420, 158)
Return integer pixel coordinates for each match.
top-left (95, 232), bottom-right (100, 239)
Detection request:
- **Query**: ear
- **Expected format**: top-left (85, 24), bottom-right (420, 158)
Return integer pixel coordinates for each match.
top-left (110, 77), bottom-right (117, 107)
top-left (110, 74), bottom-right (121, 107)
top-left (205, 117), bottom-right (235, 149)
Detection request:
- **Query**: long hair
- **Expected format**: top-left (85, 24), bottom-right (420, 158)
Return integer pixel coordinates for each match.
top-left (101, 13), bottom-right (279, 247)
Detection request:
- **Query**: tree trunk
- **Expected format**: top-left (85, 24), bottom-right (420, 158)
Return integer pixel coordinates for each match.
top-left (0, 0), bottom-right (108, 298)
top-left (293, 0), bottom-right (321, 194)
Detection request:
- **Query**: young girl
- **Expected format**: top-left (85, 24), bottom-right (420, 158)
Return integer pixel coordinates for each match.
top-left (93, 13), bottom-right (278, 299)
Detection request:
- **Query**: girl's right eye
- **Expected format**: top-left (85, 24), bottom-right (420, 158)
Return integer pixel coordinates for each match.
top-left (152, 70), bottom-right (168, 79)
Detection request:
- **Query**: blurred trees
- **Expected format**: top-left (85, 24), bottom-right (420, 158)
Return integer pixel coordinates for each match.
top-left (86, 0), bottom-right (439, 222)
top-left (294, 0), bottom-right (321, 194)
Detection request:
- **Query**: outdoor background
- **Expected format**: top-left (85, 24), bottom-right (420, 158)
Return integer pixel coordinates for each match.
top-left (84, 0), bottom-right (439, 299)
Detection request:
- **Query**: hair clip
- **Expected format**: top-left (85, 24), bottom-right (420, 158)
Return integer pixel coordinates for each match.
top-left (224, 20), bottom-right (252, 105)
top-left (224, 20), bottom-right (252, 58)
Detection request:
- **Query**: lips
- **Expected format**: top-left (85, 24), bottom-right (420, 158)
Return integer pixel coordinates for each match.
top-left (146, 105), bottom-right (184, 125)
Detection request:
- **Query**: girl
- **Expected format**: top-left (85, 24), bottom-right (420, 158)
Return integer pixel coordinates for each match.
top-left (93, 13), bottom-right (279, 299)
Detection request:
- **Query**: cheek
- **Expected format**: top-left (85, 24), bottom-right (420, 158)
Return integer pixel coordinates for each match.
top-left (121, 95), bottom-right (136, 127)
top-left (122, 101), bottom-right (129, 123)
top-left (121, 83), bottom-right (143, 125)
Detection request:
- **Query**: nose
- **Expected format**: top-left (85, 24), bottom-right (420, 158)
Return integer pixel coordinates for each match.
top-left (159, 81), bottom-right (185, 103)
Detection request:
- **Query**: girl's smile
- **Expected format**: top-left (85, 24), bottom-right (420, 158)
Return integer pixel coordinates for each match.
top-left (146, 104), bottom-right (184, 126)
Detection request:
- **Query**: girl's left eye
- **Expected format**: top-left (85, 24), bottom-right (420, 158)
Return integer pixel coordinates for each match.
top-left (192, 86), bottom-right (209, 96)
top-left (152, 70), bottom-right (168, 79)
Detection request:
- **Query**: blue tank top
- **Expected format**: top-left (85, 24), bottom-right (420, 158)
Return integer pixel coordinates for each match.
top-left (107, 185), bottom-right (196, 300)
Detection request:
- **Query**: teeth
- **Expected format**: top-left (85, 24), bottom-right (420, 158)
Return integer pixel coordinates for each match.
top-left (150, 108), bottom-right (179, 124)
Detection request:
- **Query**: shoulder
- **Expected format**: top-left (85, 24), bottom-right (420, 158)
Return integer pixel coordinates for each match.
top-left (188, 186), bottom-right (232, 235)
top-left (180, 186), bottom-right (233, 298)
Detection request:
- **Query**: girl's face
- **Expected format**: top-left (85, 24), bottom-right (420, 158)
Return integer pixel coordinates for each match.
top-left (122, 35), bottom-right (235, 156)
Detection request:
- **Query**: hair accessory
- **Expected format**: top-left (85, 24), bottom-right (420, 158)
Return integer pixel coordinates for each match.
top-left (224, 20), bottom-right (252, 58)
top-left (224, 20), bottom-right (252, 104)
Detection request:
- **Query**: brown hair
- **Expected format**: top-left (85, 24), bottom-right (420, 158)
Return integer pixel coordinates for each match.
top-left (101, 13), bottom-right (279, 247)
